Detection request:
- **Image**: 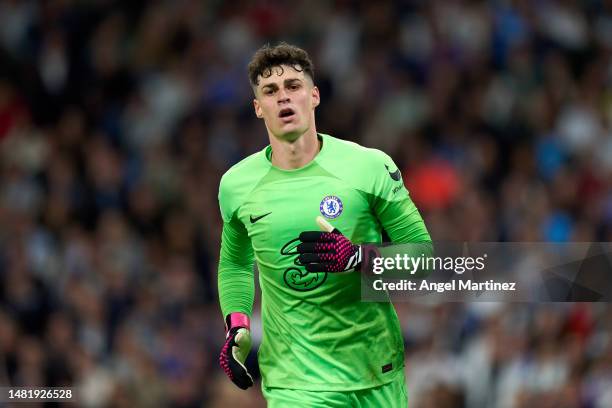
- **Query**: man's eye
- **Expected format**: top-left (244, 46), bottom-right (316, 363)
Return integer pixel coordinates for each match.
top-left (289, 84), bottom-right (300, 90)
top-left (264, 89), bottom-right (275, 95)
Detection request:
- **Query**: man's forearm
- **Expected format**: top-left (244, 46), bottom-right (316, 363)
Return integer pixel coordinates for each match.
top-left (218, 260), bottom-right (255, 317)
top-left (218, 217), bottom-right (255, 317)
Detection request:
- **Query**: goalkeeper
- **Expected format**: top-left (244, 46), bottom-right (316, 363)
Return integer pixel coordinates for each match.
top-left (218, 42), bottom-right (431, 407)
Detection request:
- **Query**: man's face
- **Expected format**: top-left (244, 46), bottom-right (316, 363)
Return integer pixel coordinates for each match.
top-left (253, 65), bottom-right (320, 142)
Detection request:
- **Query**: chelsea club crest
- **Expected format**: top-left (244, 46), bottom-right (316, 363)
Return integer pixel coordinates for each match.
top-left (319, 195), bottom-right (343, 219)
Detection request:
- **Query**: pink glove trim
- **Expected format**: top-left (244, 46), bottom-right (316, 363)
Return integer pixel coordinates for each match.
top-left (228, 313), bottom-right (250, 330)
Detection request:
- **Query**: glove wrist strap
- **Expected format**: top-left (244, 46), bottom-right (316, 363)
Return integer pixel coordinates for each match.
top-left (226, 312), bottom-right (250, 331)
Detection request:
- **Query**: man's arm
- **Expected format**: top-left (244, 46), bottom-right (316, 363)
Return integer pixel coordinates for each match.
top-left (218, 212), bottom-right (256, 390)
top-left (218, 212), bottom-right (255, 317)
top-left (370, 189), bottom-right (433, 277)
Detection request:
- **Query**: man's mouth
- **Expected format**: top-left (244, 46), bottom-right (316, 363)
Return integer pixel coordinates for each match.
top-left (279, 108), bottom-right (295, 120)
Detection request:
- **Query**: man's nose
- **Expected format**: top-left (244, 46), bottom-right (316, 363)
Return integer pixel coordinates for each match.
top-left (277, 89), bottom-right (290, 103)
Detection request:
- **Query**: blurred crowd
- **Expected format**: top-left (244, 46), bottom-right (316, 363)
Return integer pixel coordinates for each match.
top-left (0, 0), bottom-right (611, 407)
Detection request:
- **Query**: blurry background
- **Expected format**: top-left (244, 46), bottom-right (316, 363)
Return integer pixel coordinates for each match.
top-left (0, 0), bottom-right (611, 407)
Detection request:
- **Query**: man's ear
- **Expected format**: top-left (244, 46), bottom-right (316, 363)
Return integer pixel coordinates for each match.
top-left (253, 98), bottom-right (263, 118)
top-left (311, 86), bottom-right (320, 108)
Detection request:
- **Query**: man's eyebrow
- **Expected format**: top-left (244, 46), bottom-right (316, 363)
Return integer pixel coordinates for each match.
top-left (260, 78), bottom-right (303, 90)
top-left (285, 78), bottom-right (302, 85)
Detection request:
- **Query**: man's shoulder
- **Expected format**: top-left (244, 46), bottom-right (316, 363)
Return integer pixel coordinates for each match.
top-left (320, 134), bottom-right (401, 196)
top-left (322, 134), bottom-right (392, 169)
top-left (218, 148), bottom-right (269, 220)
top-left (220, 148), bottom-right (269, 189)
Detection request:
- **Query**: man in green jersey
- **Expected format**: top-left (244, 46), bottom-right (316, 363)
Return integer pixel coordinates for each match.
top-left (217, 43), bottom-right (431, 407)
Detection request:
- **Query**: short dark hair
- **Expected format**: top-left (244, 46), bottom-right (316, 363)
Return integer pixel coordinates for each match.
top-left (248, 42), bottom-right (315, 87)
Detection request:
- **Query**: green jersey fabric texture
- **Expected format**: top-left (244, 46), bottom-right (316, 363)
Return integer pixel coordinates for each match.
top-left (218, 134), bottom-right (430, 391)
top-left (262, 370), bottom-right (408, 407)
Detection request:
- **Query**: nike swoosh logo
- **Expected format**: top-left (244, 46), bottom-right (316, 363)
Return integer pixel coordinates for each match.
top-left (250, 212), bottom-right (272, 224)
top-left (385, 165), bottom-right (402, 181)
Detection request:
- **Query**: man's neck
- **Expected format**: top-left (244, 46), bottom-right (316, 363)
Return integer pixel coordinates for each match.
top-left (270, 129), bottom-right (320, 170)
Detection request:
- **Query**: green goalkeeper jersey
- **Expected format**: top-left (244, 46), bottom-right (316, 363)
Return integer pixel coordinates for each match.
top-left (218, 133), bottom-right (430, 391)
